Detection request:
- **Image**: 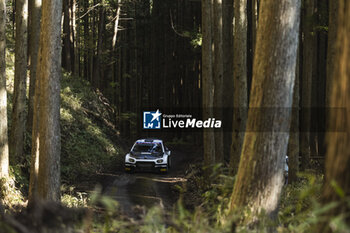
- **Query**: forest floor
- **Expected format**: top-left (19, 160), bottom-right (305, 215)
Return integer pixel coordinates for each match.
top-left (93, 148), bottom-right (200, 218)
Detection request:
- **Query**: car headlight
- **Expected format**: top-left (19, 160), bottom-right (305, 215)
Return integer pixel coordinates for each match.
top-left (156, 159), bottom-right (163, 163)
top-left (129, 158), bottom-right (135, 163)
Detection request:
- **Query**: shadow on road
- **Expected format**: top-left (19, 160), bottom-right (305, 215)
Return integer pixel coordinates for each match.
top-left (101, 149), bottom-right (197, 217)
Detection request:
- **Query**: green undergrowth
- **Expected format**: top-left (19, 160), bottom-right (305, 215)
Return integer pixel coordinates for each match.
top-left (55, 166), bottom-right (349, 232)
top-left (86, 166), bottom-right (346, 233)
top-left (60, 73), bottom-right (125, 182)
top-left (0, 176), bottom-right (25, 212)
top-left (5, 49), bottom-right (125, 193)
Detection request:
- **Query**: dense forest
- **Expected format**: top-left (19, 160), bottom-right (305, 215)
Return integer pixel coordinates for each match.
top-left (0, 0), bottom-right (349, 232)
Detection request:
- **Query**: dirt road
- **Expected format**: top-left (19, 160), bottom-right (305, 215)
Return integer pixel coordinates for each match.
top-left (102, 149), bottom-right (197, 217)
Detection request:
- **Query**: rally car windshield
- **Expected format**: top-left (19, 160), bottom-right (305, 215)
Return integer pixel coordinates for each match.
top-left (132, 143), bottom-right (162, 153)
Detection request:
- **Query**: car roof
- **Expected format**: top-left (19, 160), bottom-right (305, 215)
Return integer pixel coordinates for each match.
top-left (135, 138), bottom-right (163, 144)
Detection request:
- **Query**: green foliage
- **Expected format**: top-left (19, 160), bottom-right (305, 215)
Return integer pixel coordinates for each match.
top-left (60, 73), bottom-right (125, 182)
top-left (0, 176), bottom-right (25, 212)
top-left (278, 173), bottom-right (350, 233)
top-left (54, 169), bottom-right (349, 233)
top-left (5, 47), bottom-right (125, 200)
top-left (61, 185), bottom-right (90, 208)
top-left (190, 32), bottom-right (202, 48)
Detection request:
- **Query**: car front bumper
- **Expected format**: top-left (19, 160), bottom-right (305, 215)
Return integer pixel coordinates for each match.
top-left (125, 161), bottom-right (168, 172)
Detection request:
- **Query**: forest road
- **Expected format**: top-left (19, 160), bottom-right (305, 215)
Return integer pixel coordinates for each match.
top-left (101, 149), bottom-right (197, 217)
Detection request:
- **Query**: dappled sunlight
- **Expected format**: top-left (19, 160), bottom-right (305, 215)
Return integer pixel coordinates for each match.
top-left (249, 168), bottom-right (284, 216)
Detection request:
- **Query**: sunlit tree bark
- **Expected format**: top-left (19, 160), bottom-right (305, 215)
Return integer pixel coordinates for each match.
top-left (229, 0), bottom-right (300, 220)
top-left (36, 0), bottom-right (62, 202)
top-left (320, 1), bottom-right (350, 231)
top-left (0, 0), bottom-right (8, 178)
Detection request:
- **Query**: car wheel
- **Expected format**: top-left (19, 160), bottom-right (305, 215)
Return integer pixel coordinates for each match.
top-left (167, 157), bottom-right (171, 169)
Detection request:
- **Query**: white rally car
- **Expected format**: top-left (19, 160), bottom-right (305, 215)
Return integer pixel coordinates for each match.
top-left (125, 139), bottom-right (171, 173)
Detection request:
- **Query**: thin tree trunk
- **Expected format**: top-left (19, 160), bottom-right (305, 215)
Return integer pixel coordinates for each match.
top-left (28, 37), bottom-right (42, 205)
top-left (325, 0), bottom-right (338, 110)
top-left (27, 0), bottom-right (41, 132)
top-left (315, 2), bottom-right (327, 160)
top-left (37, 0), bottom-right (62, 202)
top-left (112, 0), bottom-right (121, 106)
top-left (62, 0), bottom-right (72, 72)
top-left (222, 0), bottom-right (234, 161)
top-left (112, 0), bottom-right (121, 51)
top-left (69, 0), bottom-right (75, 72)
top-left (229, 0), bottom-right (248, 175)
top-left (27, 0), bottom-right (42, 205)
top-left (300, 0), bottom-right (315, 170)
top-left (72, 0), bottom-right (79, 76)
top-left (287, 44), bottom-right (300, 184)
top-left (10, 0), bottom-right (28, 164)
top-left (93, 1), bottom-right (105, 90)
top-left (325, 0), bottom-right (339, 147)
top-left (90, 0), bottom-right (96, 85)
top-left (83, 0), bottom-right (89, 80)
top-left (202, 0), bottom-right (215, 167)
top-left (229, 0), bottom-right (300, 220)
top-left (11, 0), bottom-right (14, 38)
top-left (320, 1), bottom-right (350, 231)
top-left (213, 0), bottom-right (224, 163)
top-left (251, 0), bottom-right (258, 56)
top-left (0, 0), bottom-right (9, 178)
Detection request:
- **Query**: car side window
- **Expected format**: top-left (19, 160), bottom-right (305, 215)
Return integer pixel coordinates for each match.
top-left (154, 144), bottom-right (162, 152)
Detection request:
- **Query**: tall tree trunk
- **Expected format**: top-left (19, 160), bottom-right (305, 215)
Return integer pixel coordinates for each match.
top-left (28, 36), bottom-right (42, 205)
top-left (83, 0), bottom-right (89, 80)
top-left (93, 2), bottom-right (105, 90)
top-left (213, 0), bottom-right (224, 163)
top-left (325, 0), bottom-right (339, 137)
top-left (27, 0), bottom-right (41, 132)
top-left (325, 0), bottom-right (338, 109)
top-left (287, 44), bottom-right (300, 184)
top-left (112, 0), bottom-right (121, 51)
top-left (27, 0), bottom-right (42, 204)
top-left (251, 0), bottom-right (258, 56)
top-left (0, 0), bottom-right (9, 178)
top-left (222, 0), bottom-right (234, 161)
top-left (314, 1), bottom-right (327, 160)
top-left (300, 0), bottom-right (315, 170)
top-left (112, 0), bottom-right (121, 106)
top-left (72, 0), bottom-right (79, 76)
top-left (37, 0), bottom-right (62, 202)
top-left (10, 0), bottom-right (28, 164)
top-left (202, 0), bottom-right (215, 167)
top-left (69, 0), bottom-right (75, 72)
top-left (320, 1), bottom-right (350, 231)
top-left (229, 0), bottom-right (248, 175)
top-left (229, 0), bottom-right (300, 220)
top-left (62, 0), bottom-right (72, 72)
